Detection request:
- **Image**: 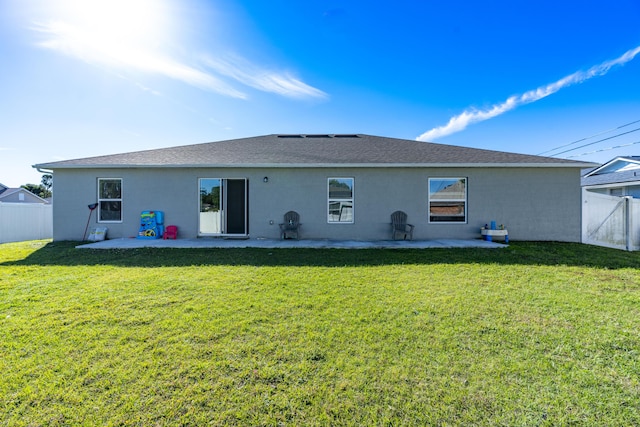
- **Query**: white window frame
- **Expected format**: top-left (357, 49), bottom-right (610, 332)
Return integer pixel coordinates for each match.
top-left (98, 178), bottom-right (123, 223)
top-left (327, 177), bottom-right (354, 223)
top-left (428, 177), bottom-right (467, 224)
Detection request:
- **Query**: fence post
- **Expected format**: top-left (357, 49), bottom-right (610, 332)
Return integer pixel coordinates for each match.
top-left (625, 196), bottom-right (632, 251)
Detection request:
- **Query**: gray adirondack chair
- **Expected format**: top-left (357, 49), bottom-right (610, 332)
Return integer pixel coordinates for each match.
top-left (391, 210), bottom-right (414, 240)
top-left (280, 211), bottom-right (301, 240)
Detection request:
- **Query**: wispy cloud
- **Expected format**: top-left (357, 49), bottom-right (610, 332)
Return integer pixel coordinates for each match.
top-left (32, 19), bottom-right (327, 100)
top-left (417, 45), bottom-right (640, 142)
top-left (201, 54), bottom-right (328, 100)
top-left (133, 82), bottom-right (162, 97)
top-left (33, 21), bottom-right (248, 99)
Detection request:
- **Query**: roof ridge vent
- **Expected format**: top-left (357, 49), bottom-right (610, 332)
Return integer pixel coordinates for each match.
top-left (276, 134), bottom-right (359, 138)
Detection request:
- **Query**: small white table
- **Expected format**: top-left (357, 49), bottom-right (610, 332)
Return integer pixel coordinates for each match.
top-left (481, 228), bottom-right (509, 242)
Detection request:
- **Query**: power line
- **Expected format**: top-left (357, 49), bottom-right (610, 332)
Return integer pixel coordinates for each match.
top-left (537, 118), bottom-right (640, 156)
top-left (550, 126), bottom-right (640, 157)
top-left (567, 140), bottom-right (640, 158)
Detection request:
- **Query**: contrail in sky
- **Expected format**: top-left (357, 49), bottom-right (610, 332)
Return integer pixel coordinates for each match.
top-left (416, 45), bottom-right (640, 142)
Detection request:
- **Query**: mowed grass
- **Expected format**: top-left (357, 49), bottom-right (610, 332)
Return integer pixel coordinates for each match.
top-left (1, 241), bottom-right (639, 426)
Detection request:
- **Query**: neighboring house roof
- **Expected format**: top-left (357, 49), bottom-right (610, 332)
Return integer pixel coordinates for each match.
top-left (34, 134), bottom-right (596, 170)
top-left (0, 183), bottom-right (49, 204)
top-left (581, 156), bottom-right (640, 187)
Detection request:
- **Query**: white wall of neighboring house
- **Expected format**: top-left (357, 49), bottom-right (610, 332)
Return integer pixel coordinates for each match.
top-left (0, 202), bottom-right (53, 243)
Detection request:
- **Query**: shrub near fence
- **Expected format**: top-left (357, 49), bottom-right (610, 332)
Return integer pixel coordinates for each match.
top-left (0, 202), bottom-right (52, 243)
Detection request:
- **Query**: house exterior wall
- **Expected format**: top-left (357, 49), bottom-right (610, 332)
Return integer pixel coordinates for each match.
top-left (50, 166), bottom-right (583, 242)
top-left (0, 190), bottom-right (46, 203)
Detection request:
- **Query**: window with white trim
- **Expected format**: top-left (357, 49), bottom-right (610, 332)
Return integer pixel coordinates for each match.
top-left (328, 178), bottom-right (354, 223)
top-left (98, 178), bottom-right (122, 222)
top-left (428, 177), bottom-right (466, 223)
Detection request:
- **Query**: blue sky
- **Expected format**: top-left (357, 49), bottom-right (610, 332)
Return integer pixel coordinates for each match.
top-left (1, 0), bottom-right (639, 187)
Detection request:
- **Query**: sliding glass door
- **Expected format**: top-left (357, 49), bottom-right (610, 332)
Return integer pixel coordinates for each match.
top-left (199, 178), bottom-right (247, 236)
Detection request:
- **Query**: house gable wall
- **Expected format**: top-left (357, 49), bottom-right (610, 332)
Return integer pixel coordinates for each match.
top-left (0, 189), bottom-right (46, 204)
top-left (51, 166), bottom-right (582, 242)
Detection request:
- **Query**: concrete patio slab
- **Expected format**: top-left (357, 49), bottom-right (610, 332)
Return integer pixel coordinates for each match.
top-left (76, 238), bottom-right (507, 250)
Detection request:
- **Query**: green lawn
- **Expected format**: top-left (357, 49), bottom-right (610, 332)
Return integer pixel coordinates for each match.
top-left (1, 240), bottom-right (639, 426)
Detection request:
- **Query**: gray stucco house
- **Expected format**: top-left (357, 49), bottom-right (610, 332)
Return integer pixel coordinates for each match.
top-left (34, 134), bottom-right (595, 242)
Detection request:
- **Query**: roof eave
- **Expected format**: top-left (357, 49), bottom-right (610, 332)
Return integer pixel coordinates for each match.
top-left (583, 179), bottom-right (640, 189)
top-left (34, 161), bottom-right (597, 169)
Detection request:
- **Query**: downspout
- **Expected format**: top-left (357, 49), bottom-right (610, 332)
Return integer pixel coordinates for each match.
top-left (35, 168), bottom-right (54, 208)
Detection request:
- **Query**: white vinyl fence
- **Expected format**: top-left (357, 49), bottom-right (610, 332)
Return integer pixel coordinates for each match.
top-left (0, 202), bottom-right (53, 243)
top-left (582, 191), bottom-right (640, 251)
top-left (199, 211), bottom-right (221, 234)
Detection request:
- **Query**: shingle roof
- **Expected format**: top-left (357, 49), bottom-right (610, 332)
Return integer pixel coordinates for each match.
top-left (34, 134), bottom-right (595, 169)
top-left (582, 170), bottom-right (640, 186)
